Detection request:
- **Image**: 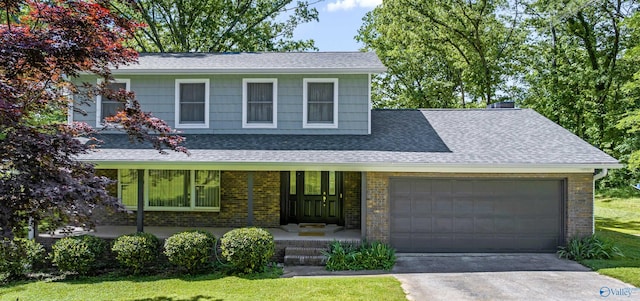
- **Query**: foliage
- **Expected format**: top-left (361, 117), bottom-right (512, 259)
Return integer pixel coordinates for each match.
top-left (51, 235), bottom-right (107, 275)
top-left (357, 0), bottom-right (525, 108)
top-left (0, 238), bottom-right (45, 281)
top-left (163, 230), bottom-right (216, 273)
top-left (220, 227), bottom-right (275, 274)
top-left (111, 0), bottom-right (319, 52)
top-left (323, 240), bottom-right (396, 271)
top-left (112, 232), bottom-right (160, 274)
top-left (0, 274), bottom-right (407, 301)
top-left (0, 0), bottom-right (186, 239)
top-left (522, 0), bottom-right (637, 157)
top-left (557, 234), bottom-right (623, 261)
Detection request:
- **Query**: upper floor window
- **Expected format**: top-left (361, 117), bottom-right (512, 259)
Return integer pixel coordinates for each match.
top-left (96, 78), bottom-right (130, 127)
top-left (242, 78), bottom-right (278, 128)
top-left (303, 78), bottom-right (338, 128)
top-left (175, 79), bottom-right (209, 128)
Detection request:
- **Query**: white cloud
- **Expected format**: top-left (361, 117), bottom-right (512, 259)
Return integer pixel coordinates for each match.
top-left (326, 0), bottom-right (382, 12)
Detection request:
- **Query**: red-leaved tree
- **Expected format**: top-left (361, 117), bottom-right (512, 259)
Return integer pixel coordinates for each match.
top-left (0, 0), bottom-right (186, 238)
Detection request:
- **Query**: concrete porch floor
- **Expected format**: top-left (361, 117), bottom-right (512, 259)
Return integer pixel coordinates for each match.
top-left (38, 225), bottom-right (362, 241)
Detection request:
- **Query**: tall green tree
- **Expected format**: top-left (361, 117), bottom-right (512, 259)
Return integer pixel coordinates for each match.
top-left (616, 10), bottom-right (640, 171)
top-left (111, 0), bottom-right (319, 52)
top-left (522, 0), bottom-right (637, 154)
top-left (357, 0), bottom-right (525, 108)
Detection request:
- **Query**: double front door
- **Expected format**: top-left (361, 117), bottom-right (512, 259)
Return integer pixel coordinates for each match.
top-left (281, 171), bottom-right (343, 225)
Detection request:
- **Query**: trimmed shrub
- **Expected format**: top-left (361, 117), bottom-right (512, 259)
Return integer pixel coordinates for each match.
top-left (0, 238), bottom-right (45, 281)
top-left (324, 240), bottom-right (396, 271)
top-left (112, 232), bottom-right (160, 274)
top-left (220, 227), bottom-right (275, 274)
top-left (163, 230), bottom-right (216, 273)
top-left (558, 234), bottom-right (623, 261)
top-left (51, 235), bottom-right (106, 275)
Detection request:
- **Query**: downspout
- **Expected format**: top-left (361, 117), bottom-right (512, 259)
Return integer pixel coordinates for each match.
top-left (592, 169), bottom-right (608, 233)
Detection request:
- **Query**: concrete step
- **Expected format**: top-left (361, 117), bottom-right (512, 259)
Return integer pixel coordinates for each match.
top-left (284, 255), bottom-right (326, 266)
top-left (285, 247), bottom-right (327, 256)
top-left (284, 246), bottom-right (328, 266)
top-left (280, 223), bottom-right (345, 234)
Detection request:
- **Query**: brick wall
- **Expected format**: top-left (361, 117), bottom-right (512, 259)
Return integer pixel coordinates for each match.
top-left (252, 171), bottom-right (281, 227)
top-left (343, 172), bottom-right (361, 229)
top-left (364, 172), bottom-right (594, 244)
top-left (95, 170), bottom-right (280, 228)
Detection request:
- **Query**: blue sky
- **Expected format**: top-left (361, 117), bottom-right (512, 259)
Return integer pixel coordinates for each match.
top-left (292, 0), bottom-right (382, 51)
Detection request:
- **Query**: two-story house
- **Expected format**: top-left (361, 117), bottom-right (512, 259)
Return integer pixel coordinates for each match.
top-left (73, 52), bottom-right (620, 253)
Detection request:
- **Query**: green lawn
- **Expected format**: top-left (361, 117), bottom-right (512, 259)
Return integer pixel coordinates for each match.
top-left (594, 187), bottom-right (640, 235)
top-left (0, 274), bottom-right (406, 301)
top-left (582, 187), bottom-right (640, 286)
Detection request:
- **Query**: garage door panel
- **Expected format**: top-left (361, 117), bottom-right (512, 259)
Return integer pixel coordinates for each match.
top-left (474, 199), bottom-right (494, 214)
top-left (453, 217), bottom-right (474, 232)
top-left (433, 200), bottom-right (453, 214)
top-left (413, 198), bottom-right (433, 213)
top-left (390, 178), bottom-right (564, 253)
top-left (453, 198), bottom-right (474, 214)
top-left (433, 217), bottom-right (454, 232)
top-left (412, 217), bottom-right (432, 232)
top-left (391, 216), bottom-right (412, 233)
top-left (432, 180), bottom-right (453, 195)
top-left (390, 233), bottom-right (413, 251)
top-left (474, 218), bottom-right (496, 233)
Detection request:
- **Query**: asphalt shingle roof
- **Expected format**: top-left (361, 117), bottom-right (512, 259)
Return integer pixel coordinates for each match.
top-left (80, 109), bottom-right (619, 169)
top-left (112, 52), bottom-right (386, 74)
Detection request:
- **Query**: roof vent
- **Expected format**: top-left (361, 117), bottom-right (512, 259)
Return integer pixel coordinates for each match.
top-left (487, 101), bottom-right (515, 109)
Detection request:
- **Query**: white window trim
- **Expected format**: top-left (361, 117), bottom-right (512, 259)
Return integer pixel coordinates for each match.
top-left (119, 169), bottom-right (220, 212)
top-left (242, 78), bottom-right (278, 129)
top-left (175, 79), bottom-right (210, 129)
top-left (96, 78), bottom-right (130, 128)
top-left (302, 78), bottom-right (339, 129)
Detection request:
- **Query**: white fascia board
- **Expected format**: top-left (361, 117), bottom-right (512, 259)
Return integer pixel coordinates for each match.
top-left (109, 68), bottom-right (387, 75)
top-left (90, 161), bottom-right (622, 173)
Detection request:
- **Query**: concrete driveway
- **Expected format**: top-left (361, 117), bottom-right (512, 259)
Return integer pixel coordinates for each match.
top-left (392, 254), bottom-right (639, 301)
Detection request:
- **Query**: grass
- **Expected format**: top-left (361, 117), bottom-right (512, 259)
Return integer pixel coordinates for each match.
top-left (582, 187), bottom-right (640, 286)
top-left (594, 187), bottom-right (640, 235)
top-left (0, 273), bottom-right (406, 301)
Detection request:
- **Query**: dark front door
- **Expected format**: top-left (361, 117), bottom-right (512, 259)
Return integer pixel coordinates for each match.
top-left (280, 171), bottom-right (343, 225)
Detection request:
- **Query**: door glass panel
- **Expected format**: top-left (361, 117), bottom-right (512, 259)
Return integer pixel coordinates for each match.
top-left (304, 171), bottom-right (321, 195)
top-left (290, 171), bottom-right (297, 194)
top-left (329, 171), bottom-right (336, 195)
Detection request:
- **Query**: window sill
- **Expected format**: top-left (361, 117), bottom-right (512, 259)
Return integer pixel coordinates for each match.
top-left (125, 207), bottom-right (220, 213)
top-left (302, 123), bottom-right (338, 129)
top-left (175, 123), bottom-right (209, 129)
top-left (242, 122), bottom-right (277, 129)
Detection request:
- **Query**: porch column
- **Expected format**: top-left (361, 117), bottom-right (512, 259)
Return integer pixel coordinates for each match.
top-left (247, 171), bottom-right (254, 226)
top-left (137, 169), bottom-right (144, 233)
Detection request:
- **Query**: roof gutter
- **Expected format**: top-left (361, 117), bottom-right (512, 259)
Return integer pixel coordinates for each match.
top-left (108, 68), bottom-right (388, 75)
top-left (593, 168), bottom-right (609, 181)
top-left (86, 160), bottom-right (623, 173)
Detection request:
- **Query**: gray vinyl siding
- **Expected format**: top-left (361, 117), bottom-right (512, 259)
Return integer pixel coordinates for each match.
top-left (72, 74), bottom-right (370, 135)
